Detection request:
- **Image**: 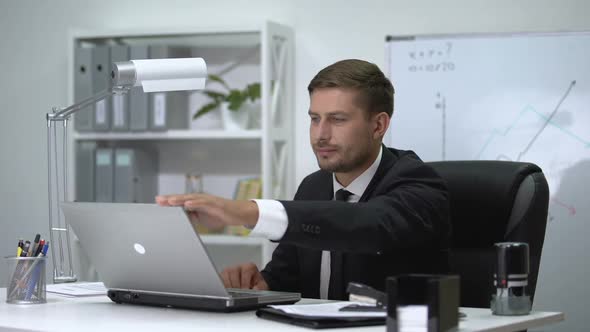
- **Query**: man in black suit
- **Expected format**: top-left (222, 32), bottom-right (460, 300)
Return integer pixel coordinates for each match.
top-left (157, 59), bottom-right (450, 300)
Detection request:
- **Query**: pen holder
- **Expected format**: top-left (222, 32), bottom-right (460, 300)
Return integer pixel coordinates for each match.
top-left (5, 256), bottom-right (47, 304)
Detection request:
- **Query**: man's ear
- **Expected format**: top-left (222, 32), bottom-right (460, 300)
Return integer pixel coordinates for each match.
top-left (372, 112), bottom-right (390, 140)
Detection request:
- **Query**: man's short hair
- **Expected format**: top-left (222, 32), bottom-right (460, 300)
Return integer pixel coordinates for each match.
top-left (307, 59), bottom-right (395, 117)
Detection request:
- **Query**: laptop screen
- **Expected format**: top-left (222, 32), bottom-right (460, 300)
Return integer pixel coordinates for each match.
top-left (61, 202), bottom-right (230, 298)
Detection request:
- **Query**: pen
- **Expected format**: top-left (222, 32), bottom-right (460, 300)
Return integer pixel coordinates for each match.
top-left (21, 241), bottom-right (30, 257)
top-left (25, 243), bottom-right (49, 301)
top-left (10, 240), bottom-right (26, 295)
top-left (30, 234), bottom-right (41, 257)
top-left (34, 239), bottom-right (45, 256)
top-left (339, 304), bottom-right (386, 312)
top-left (7, 261), bottom-right (20, 296)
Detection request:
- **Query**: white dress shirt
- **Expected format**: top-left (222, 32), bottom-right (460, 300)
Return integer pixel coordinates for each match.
top-left (250, 148), bottom-right (383, 299)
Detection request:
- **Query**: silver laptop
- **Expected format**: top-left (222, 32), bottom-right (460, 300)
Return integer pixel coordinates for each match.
top-left (60, 202), bottom-right (300, 311)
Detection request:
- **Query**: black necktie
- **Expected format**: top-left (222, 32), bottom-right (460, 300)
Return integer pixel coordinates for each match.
top-left (328, 189), bottom-right (353, 300)
top-left (335, 189), bottom-right (353, 202)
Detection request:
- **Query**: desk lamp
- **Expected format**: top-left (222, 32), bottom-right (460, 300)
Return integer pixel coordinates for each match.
top-left (46, 57), bottom-right (207, 283)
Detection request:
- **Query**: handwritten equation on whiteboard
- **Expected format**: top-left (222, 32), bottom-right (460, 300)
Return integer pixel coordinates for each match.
top-left (407, 41), bottom-right (455, 73)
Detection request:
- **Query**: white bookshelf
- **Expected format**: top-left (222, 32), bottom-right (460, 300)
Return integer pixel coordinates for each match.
top-left (67, 21), bottom-right (294, 280)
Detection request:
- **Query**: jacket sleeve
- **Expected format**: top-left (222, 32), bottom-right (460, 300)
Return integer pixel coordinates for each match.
top-left (278, 160), bottom-right (450, 254)
top-left (259, 183), bottom-right (311, 292)
top-left (260, 242), bottom-right (300, 292)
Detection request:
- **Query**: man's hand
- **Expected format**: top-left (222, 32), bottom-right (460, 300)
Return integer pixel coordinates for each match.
top-left (155, 193), bottom-right (259, 228)
top-left (220, 263), bottom-right (269, 290)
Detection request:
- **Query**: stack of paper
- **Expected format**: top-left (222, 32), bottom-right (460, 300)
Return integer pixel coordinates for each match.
top-left (46, 282), bottom-right (107, 297)
top-left (271, 302), bottom-right (385, 318)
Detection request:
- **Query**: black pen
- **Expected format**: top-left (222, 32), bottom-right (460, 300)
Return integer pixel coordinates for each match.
top-left (30, 234), bottom-right (41, 257)
top-left (340, 304), bottom-right (386, 312)
top-left (21, 241), bottom-right (31, 257)
top-left (34, 239), bottom-right (46, 256)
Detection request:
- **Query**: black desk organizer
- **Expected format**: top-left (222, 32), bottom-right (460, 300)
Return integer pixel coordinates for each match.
top-left (387, 274), bottom-right (460, 332)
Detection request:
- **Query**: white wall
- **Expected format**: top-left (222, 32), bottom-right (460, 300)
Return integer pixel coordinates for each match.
top-left (1, 0), bottom-right (588, 330)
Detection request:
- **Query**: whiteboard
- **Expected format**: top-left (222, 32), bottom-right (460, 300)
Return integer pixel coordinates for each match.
top-left (385, 32), bottom-right (590, 332)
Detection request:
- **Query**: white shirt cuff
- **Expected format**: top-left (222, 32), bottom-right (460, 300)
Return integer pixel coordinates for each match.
top-left (249, 199), bottom-right (288, 241)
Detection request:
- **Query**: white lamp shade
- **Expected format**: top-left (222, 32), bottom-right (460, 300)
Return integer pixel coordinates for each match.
top-left (130, 57), bottom-right (207, 92)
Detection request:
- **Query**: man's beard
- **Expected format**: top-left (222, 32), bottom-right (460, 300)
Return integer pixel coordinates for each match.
top-left (314, 144), bottom-right (372, 173)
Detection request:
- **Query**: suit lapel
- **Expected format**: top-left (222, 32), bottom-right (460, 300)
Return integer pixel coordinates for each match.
top-left (359, 145), bottom-right (397, 202)
top-left (318, 170), bottom-right (334, 201)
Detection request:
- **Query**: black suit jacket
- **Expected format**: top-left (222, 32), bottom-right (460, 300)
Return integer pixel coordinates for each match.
top-left (260, 146), bottom-right (451, 300)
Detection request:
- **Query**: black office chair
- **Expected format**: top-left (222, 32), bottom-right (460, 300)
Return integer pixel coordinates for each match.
top-left (426, 161), bottom-right (549, 308)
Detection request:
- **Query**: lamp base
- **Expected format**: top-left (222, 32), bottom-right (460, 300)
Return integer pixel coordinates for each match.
top-left (53, 275), bottom-right (78, 284)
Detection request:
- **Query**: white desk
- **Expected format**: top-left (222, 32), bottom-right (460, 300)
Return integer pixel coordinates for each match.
top-left (0, 289), bottom-right (563, 332)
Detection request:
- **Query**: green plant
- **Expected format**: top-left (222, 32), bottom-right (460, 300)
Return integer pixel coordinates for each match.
top-left (193, 74), bottom-right (261, 120)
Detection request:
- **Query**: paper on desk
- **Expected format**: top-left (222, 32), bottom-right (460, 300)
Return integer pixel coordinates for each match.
top-left (270, 302), bottom-right (427, 324)
top-left (46, 282), bottom-right (107, 297)
top-left (271, 301), bottom-right (385, 317)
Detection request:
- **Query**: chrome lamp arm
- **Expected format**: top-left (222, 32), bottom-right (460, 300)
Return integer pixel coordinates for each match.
top-left (46, 86), bottom-right (130, 283)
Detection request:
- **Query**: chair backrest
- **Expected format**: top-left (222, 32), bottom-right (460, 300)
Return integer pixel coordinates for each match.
top-left (426, 161), bottom-right (549, 308)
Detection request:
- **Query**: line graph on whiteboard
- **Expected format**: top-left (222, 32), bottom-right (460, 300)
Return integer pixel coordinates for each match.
top-left (473, 80), bottom-right (589, 220)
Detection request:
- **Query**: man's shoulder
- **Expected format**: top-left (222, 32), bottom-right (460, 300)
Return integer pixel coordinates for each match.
top-left (382, 146), bottom-right (426, 171)
top-left (300, 169), bottom-right (331, 186)
top-left (379, 146), bottom-right (444, 183)
top-left (293, 169), bottom-right (332, 200)
top-left (385, 146), bottom-right (422, 161)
